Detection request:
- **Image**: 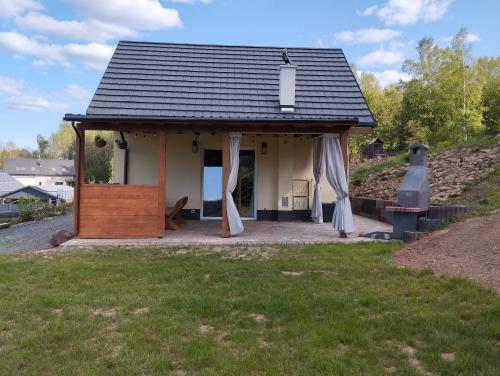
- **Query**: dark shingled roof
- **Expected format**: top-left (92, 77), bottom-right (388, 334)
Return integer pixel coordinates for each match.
top-left (0, 185), bottom-right (58, 201)
top-left (3, 158), bottom-right (75, 176)
top-left (0, 172), bottom-right (23, 196)
top-left (68, 41), bottom-right (375, 126)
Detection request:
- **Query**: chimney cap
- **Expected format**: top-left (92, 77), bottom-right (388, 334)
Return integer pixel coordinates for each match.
top-left (282, 48), bottom-right (293, 65)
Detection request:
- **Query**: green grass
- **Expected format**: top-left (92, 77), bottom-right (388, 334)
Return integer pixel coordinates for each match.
top-left (431, 134), bottom-right (500, 154)
top-left (352, 153), bottom-right (406, 183)
top-left (446, 166), bottom-right (500, 215)
top-left (0, 243), bottom-right (499, 375)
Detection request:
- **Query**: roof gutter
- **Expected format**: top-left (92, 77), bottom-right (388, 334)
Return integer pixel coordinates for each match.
top-left (64, 114), bottom-right (370, 126)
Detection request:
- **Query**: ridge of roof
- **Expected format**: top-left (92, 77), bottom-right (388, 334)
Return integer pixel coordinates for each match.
top-left (117, 40), bottom-right (344, 51)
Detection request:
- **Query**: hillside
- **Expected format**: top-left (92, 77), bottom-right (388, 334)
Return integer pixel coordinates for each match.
top-left (350, 141), bottom-right (500, 204)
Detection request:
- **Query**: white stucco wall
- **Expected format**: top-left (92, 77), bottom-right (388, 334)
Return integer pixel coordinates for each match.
top-left (111, 132), bottom-right (338, 216)
top-left (292, 136), bottom-right (337, 206)
top-left (112, 132), bottom-right (159, 185)
top-left (11, 175), bottom-right (74, 187)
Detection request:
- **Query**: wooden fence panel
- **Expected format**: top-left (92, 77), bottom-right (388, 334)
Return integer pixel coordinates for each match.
top-left (79, 185), bottom-right (162, 238)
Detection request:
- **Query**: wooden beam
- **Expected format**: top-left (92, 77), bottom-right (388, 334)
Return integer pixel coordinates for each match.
top-left (340, 129), bottom-right (349, 179)
top-left (349, 126), bottom-right (373, 135)
top-left (79, 121), bottom-right (355, 135)
top-left (72, 125), bottom-right (83, 237)
top-left (221, 133), bottom-right (230, 238)
top-left (157, 132), bottom-right (166, 236)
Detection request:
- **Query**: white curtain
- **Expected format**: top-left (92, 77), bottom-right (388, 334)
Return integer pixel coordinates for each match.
top-left (323, 134), bottom-right (355, 233)
top-left (226, 133), bottom-right (244, 235)
top-left (311, 137), bottom-right (324, 223)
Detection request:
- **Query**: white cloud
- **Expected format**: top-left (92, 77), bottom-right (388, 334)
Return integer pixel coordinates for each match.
top-left (63, 84), bottom-right (92, 101)
top-left (14, 0), bottom-right (183, 43)
top-left (4, 95), bottom-right (65, 111)
top-left (1, 82), bottom-right (91, 112)
top-left (315, 37), bottom-right (325, 48)
top-left (169, 0), bottom-right (214, 3)
top-left (334, 28), bottom-right (401, 44)
top-left (465, 33), bottom-right (480, 42)
top-left (441, 32), bottom-right (480, 44)
top-left (0, 32), bottom-right (115, 69)
top-left (358, 49), bottom-right (404, 67)
top-left (357, 5), bottom-right (378, 16)
top-left (63, 43), bottom-right (116, 70)
top-left (15, 12), bottom-right (137, 42)
top-left (366, 70), bottom-right (412, 87)
top-left (0, 76), bottom-right (24, 95)
top-left (0, 0), bottom-right (42, 18)
top-left (73, 0), bottom-right (183, 31)
top-left (362, 0), bottom-right (452, 26)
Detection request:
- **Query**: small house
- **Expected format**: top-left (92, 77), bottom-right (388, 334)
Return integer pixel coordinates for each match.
top-left (2, 158), bottom-right (75, 187)
top-left (64, 41), bottom-right (375, 239)
top-left (0, 185), bottom-right (58, 204)
top-left (361, 138), bottom-right (384, 159)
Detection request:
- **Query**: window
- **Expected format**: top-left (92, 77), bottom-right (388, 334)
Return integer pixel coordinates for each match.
top-left (55, 182), bottom-right (63, 185)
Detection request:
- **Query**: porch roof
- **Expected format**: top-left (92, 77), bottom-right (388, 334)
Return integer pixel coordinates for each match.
top-left (65, 41), bottom-right (375, 128)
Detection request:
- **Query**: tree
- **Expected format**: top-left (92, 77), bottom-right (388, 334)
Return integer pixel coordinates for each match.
top-left (482, 77), bottom-right (500, 134)
top-left (48, 122), bottom-right (76, 159)
top-left (399, 28), bottom-right (485, 147)
top-left (354, 71), bottom-right (405, 151)
top-left (36, 134), bottom-right (50, 158)
top-left (0, 142), bottom-right (33, 169)
top-left (84, 131), bottom-right (113, 183)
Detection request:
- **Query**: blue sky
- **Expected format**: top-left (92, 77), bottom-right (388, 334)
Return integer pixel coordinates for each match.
top-left (0, 0), bottom-right (498, 149)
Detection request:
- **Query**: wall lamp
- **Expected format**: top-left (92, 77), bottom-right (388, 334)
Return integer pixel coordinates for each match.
top-left (192, 136), bottom-right (199, 153)
top-left (261, 142), bottom-right (268, 155)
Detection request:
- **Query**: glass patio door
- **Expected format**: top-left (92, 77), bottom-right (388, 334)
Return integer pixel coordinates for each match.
top-left (201, 149), bottom-right (256, 219)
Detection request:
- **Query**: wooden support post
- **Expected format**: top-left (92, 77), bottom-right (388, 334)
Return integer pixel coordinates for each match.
top-left (72, 125), bottom-right (85, 237)
top-left (158, 132), bottom-right (166, 236)
top-left (72, 126), bottom-right (81, 236)
top-left (340, 129), bottom-right (349, 180)
top-left (221, 133), bottom-right (230, 238)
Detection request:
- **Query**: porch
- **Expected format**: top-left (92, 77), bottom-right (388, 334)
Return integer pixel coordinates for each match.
top-left (71, 122), bottom-right (363, 239)
top-left (62, 215), bottom-right (391, 247)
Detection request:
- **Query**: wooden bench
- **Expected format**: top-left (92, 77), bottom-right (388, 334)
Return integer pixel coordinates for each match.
top-left (165, 196), bottom-right (188, 230)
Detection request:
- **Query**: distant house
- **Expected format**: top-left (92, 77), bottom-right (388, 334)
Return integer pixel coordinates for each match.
top-left (38, 184), bottom-right (74, 201)
top-left (2, 158), bottom-right (75, 187)
top-left (0, 172), bottom-right (23, 197)
top-left (361, 138), bottom-right (385, 159)
top-left (0, 185), bottom-right (58, 203)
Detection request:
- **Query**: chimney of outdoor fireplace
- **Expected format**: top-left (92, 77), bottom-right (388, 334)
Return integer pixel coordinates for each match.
top-left (279, 49), bottom-right (297, 112)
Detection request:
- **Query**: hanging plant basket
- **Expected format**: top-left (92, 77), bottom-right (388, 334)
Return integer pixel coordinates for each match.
top-left (115, 139), bottom-right (128, 149)
top-left (94, 135), bottom-right (107, 148)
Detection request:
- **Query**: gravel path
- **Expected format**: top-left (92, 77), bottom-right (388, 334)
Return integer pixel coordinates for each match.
top-left (0, 213), bottom-right (72, 253)
top-left (394, 211), bottom-right (500, 293)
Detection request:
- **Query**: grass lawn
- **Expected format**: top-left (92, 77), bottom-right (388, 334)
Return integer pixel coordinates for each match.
top-left (0, 243), bottom-right (499, 375)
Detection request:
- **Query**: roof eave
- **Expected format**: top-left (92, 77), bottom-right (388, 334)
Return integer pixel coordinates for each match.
top-left (64, 113), bottom-right (374, 127)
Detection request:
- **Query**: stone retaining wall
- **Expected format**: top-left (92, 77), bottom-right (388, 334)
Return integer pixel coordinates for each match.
top-left (351, 196), bottom-right (473, 230)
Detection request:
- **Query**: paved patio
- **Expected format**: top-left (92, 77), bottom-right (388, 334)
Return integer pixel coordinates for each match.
top-left (61, 215), bottom-right (392, 248)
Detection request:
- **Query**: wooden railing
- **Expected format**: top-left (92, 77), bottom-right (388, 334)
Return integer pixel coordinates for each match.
top-left (79, 184), bottom-right (163, 238)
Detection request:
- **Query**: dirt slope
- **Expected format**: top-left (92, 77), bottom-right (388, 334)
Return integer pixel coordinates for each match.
top-left (350, 145), bottom-right (500, 202)
top-left (394, 211), bottom-right (500, 292)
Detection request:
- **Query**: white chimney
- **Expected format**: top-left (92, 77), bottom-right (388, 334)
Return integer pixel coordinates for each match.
top-left (279, 64), bottom-right (297, 112)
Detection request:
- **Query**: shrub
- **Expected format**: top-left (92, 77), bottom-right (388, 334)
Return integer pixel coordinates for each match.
top-left (17, 197), bottom-right (42, 222)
